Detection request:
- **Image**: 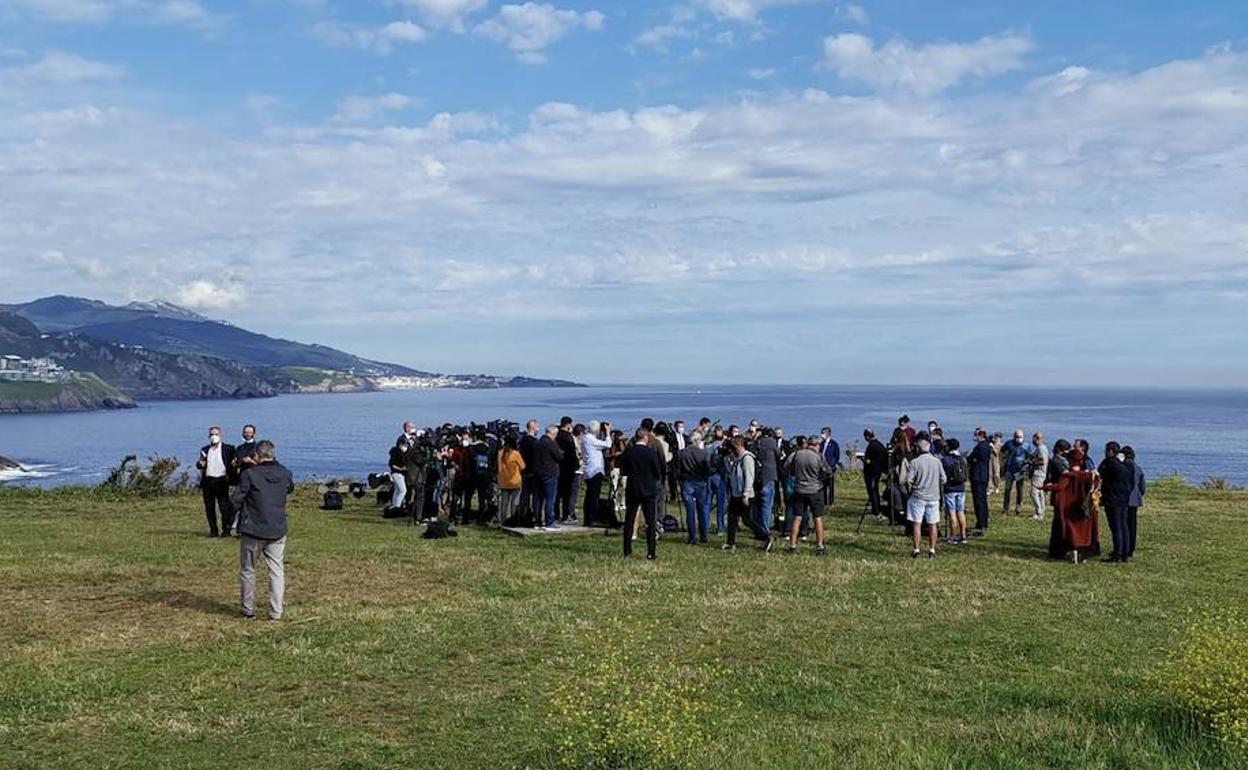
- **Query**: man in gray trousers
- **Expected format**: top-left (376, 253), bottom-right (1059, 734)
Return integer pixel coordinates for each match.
top-left (230, 440), bottom-right (294, 620)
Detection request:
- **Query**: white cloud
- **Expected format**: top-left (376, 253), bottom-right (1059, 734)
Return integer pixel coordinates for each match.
top-left (747, 67), bottom-right (776, 80)
top-left (473, 3), bottom-right (605, 63)
top-left (835, 3), bottom-right (867, 25)
top-left (633, 6), bottom-right (697, 52)
top-left (333, 92), bottom-right (415, 123)
top-left (4, 0), bottom-right (114, 23)
top-left (696, 0), bottom-right (826, 23)
top-left (0, 51), bottom-right (125, 84)
top-left (311, 19), bottom-right (428, 55)
top-left (172, 279), bottom-right (247, 309)
top-left (2, 48), bottom-right (1247, 381)
top-left (6, 0), bottom-right (226, 29)
top-left (823, 32), bottom-right (1034, 95)
top-left (397, 0), bottom-right (489, 33)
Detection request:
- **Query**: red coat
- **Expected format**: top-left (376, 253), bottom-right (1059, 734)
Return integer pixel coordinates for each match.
top-left (1044, 469), bottom-right (1100, 557)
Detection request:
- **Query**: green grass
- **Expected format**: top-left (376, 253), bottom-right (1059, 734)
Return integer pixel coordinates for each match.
top-left (0, 379), bottom-right (64, 399)
top-left (1, 477), bottom-right (1246, 769)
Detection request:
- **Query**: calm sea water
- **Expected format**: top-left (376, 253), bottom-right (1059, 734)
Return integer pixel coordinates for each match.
top-left (1, 385), bottom-right (1244, 487)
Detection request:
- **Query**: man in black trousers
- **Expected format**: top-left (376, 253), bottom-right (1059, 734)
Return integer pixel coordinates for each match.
top-left (1098, 441), bottom-right (1133, 563)
top-left (620, 427), bottom-right (664, 560)
top-left (966, 426), bottom-right (993, 535)
top-left (861, 429), bottom-right (888, 519)
top-left (196, 426), bottom-right (237, 537)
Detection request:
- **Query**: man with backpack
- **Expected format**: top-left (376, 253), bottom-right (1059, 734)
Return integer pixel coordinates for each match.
top-left (723, 436), bottom-right (776, 553)
top-left (463, 430), bottom-right (494, 524)
top-left (940, 438), bottom-right (969, 545)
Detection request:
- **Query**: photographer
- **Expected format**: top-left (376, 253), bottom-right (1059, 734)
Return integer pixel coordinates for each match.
top-left (404, 430), bottom-right (434, 524)
top-left (581, 420), bottom-right (613, 526)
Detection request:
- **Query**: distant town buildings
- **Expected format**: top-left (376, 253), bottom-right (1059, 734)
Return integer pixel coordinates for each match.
top-left (0, 355), bottom-right (70, 383)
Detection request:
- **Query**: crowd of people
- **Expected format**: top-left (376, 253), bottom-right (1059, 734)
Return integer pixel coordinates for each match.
top-left (374, 413), bottom-right (1147, 564)
top-left (190, 413), bottom-right (1148, 619)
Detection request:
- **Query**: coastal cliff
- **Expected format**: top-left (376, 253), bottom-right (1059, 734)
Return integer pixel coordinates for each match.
top-left (0, 373), bottom-right (136, 414)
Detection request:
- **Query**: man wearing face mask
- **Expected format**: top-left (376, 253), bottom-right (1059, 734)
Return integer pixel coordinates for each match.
top-left (196, 426), bottom-right (238, 537)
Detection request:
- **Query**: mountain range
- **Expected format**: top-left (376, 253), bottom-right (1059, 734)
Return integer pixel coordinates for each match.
top-left (0, 295), bottom-right (581, 412)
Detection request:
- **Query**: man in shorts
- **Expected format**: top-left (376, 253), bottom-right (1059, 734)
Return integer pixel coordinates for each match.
top-left (940, 438), bottom-right (969, 544)
top-left (906, 437), bottom-right (947, 559)
top-left (784, 436), bottom-right (834, 555)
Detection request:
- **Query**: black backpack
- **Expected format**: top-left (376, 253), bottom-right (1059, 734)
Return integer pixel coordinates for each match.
top-left (473, 448), bottom-right (491, 475)
top-left (321, 490), bottom-right (343, 511)
top-left (946, 455), bottom-right (967, 486)
top-left (422, 520), bottom-right (458, 539)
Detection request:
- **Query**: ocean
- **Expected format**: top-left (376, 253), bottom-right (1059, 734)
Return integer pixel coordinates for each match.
top-left (1, 385), bottom-right (1244, 488)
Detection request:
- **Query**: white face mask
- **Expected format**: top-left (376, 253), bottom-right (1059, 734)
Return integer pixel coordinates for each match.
top-left (209, 435), bottom-right (221, 445)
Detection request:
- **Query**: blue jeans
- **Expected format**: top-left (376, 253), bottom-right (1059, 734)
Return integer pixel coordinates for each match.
top-left (681, 479), bottom-right (710, 542)
top-left (540, 475), bottom-right (559, 527)
top-left (707, 474), bottom-right (727, 533)
top-left (753, 480), bottom-right (776, 534)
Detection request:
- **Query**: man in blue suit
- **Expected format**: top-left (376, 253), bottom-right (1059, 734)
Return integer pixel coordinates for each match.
top-left (818, 426), bottom-right (841, 506)
top-left (966, 427), bottom-right (994, 535)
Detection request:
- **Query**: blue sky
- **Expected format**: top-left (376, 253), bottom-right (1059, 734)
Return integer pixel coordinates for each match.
top-left (1, 1), bottom-right (1246, 385)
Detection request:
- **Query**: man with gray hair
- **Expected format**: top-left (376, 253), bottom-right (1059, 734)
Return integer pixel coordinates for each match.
top-left (231, 440), bottom-right (294, 620)
top-left (906, 437), bottom-right (946, 559)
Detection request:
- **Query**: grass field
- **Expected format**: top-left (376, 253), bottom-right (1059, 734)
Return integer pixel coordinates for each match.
top-left (1, 476), bottom-right (1246, 769)
top-left (0, 379), bottom-right (63, 399)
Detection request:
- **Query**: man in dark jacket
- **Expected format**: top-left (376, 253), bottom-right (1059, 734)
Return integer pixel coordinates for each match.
top-left (753, 429), bottom-right (780, 533)
top-left (1098, 441), bottom-right (1133, 563)
top-left (555, 417), bottom-right (579, 523)
top-left (196, 426), bottom-right (237, 537)
top-left (230, 441), bottom-right (293, 620)
top-left (518, 419), bottom-right (540, 515)
top-left (818, 427), bottom-right (841, 505)
top-left (677, 432), bottom-right (711, 544)
top-left (463, 431), bottom-right (494, 523)
top-left (966, 427), bottom-right (994, 535)
top-left (861, 429), bottom-right (888, 519)
top-left (620, 428), bottom-right (664, 560)
top-left (533, 425), bottom-right (564, 529)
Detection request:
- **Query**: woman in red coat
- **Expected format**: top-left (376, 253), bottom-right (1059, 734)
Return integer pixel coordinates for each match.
top-left (1043, 448), bottom-right (1101, 562)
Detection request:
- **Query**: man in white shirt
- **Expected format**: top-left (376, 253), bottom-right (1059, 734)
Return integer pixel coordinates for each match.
top-left (581, 420), bottom-right (613, 526)
top-left (196, 426), bottom-right (237, 537)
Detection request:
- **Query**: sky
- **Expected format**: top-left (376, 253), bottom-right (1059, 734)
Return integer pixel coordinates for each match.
top-left (0, 0), bottom-right (1246, 386)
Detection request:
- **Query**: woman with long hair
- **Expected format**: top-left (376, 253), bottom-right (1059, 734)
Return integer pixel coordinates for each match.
top-left (496, 434), bottom-right (526, 526)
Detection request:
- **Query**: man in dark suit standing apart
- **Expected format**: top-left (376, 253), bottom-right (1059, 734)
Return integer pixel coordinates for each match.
top-left (966, 427), bottom-right (994, 535)
top-left (620, 427), bottom-right (664, 560)
top-left (861, 429), bottom-right (888, 519)
top-left (196, 426), bottom-right (237, 537)
top-left (818, 427), bottom-right (841, 506)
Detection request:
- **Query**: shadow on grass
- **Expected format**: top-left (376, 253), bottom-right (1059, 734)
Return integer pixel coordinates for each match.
top-left (137, 589), bottom-right (236, 617)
